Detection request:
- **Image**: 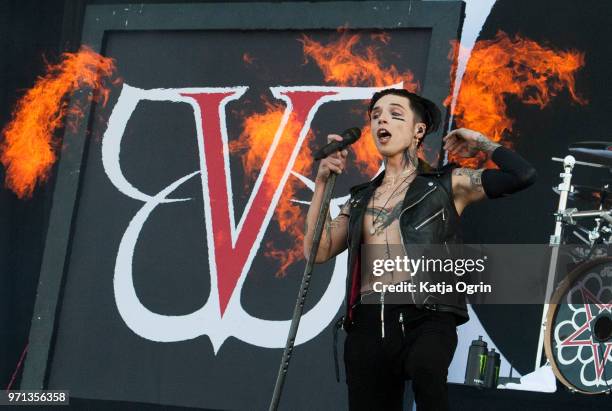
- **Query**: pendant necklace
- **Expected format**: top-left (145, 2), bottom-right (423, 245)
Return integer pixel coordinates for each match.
top-left (370, 168), bottom-right (416, 236)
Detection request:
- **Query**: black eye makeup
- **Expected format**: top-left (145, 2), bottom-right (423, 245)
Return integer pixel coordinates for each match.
top-left (370, 106), bottom-right (406, 121)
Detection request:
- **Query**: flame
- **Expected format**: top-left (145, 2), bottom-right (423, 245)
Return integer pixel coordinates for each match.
top-left (0, 46), bottom-right (118, 198)
top-left (448, 31), bottom-right (586, 167)
top-left (237, 31), bottom-right (421, 276)
top-left (301, 31), bottom-right (416, 89)
top-left (230, 99), bottom-right (311, 276)
top-left (351, 124), bottom-right (381, 176)
top-left (301, 29), bottom-right (419, 176)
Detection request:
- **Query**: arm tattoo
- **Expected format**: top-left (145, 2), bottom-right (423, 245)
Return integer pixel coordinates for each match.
top-left (474, 134), bottom-right (501, 153)
top-left (322, 206), bottom-right (348, 235)
top-left (321, 214), bottom-right (334, 256)
top-left (453, 168), bottom-right (484, 192)
top-left (338, 199), bottom-right (351, 218)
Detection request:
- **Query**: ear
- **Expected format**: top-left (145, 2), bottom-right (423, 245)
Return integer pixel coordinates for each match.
top-left (414, 121), bottom-right (427, 137)
top-left (414, 122), bottom-right (426, 147)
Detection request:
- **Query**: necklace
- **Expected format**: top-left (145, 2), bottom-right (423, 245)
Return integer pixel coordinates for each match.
top-left (382, 168), bottom-right (414, 185)
top-left (370, 168), bottom-right (416, 235)
top-left (373, 168), bottom-right (417, 201)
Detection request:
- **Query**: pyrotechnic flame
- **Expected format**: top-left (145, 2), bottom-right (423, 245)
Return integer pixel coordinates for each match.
top-left (236, 30), bottom-right (420, 276)
top-left (230, 99), bottom-right (311, 276)
top-left (0, 46), bottom-right (118, 198)
top-left (447, 31), bottom-right (586, 167)
top-left (301, 29), bottom-right (419, 176)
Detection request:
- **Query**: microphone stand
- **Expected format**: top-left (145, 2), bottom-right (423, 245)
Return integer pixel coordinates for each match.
top-left (268, 171), bottom-right (338, 411)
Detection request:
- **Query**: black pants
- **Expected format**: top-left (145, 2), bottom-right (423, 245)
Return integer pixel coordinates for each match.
top-left (344, 304), bottom-right (457, 411)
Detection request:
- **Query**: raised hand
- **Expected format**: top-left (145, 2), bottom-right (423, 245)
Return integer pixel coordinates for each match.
top-left (442, 128), bottom-right (500, 158)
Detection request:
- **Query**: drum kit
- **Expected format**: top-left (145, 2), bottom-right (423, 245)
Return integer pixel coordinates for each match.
top-left (538, 142), bottom-right (612, 394)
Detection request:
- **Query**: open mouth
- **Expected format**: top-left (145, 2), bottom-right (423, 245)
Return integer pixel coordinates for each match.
top-left (377, 128), bottom-right (391, 144)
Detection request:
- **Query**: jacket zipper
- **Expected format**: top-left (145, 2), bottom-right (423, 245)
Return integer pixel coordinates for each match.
top-left (398, 185), bottom-right (438, 305)
top-left (414, 208), bottom-right (445, 230)
top-left (399, 185), bottom-right (438, 220)
top-left (346, 206), bottom-right (352, 250)
top-left (382, 186), bottom-right (439, 336)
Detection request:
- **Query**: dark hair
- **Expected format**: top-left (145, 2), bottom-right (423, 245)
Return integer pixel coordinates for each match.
top-left (367, 88), bottom-right (441, 146)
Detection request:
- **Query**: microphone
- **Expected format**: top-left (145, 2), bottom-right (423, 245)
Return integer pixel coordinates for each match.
top-left (313, 127), bottom-right (361, 161)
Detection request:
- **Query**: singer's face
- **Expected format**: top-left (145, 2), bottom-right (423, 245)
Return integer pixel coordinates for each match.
top-left (370, 94), bottom-right (419, 157)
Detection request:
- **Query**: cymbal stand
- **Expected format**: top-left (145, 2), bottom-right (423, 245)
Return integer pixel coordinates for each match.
top-left (534, 155), bottom-right (575, 370)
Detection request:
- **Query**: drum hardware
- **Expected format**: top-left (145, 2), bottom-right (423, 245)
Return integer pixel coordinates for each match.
top-left (553, 184), bottom-right (612, 209)
top-left (552, 156), bottom-right (609, 169)
top-left (538, 142), bottom-right (612, 394)
top-left (535, 155), bottom-right (576, 372)
top-left (556, 209), bottom-right (612, 246)
top-left (568, 142), bottom-right (612, 168)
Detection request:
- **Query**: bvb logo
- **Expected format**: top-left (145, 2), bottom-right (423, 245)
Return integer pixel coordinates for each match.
top-left (103, 82), bottom-right (400, 352)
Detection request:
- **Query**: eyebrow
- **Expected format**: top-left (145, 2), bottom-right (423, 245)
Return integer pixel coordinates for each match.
top-left (372, 103), bottom-right (407, 112)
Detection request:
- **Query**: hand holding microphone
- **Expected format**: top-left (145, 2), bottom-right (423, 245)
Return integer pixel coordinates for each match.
top-left (314, 127), bottom-right (361, 184)
top-left (316, 135), bottom-right (348, 183)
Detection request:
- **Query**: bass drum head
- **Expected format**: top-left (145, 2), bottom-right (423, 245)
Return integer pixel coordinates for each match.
top-left (545, 257), bottom-right (612, 394)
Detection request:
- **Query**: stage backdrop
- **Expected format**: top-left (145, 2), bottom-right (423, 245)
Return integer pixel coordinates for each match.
top-left (20, 2), bottom-right (465, 410)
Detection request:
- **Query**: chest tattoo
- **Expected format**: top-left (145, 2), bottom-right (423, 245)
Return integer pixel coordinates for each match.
top-left (365, 201), bottom-right (404, 236)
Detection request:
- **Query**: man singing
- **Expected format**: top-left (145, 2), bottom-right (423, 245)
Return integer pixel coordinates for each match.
top-left (303, 88), bottom-right (536, 410)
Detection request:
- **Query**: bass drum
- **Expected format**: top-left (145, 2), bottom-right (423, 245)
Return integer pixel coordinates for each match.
top-left (545, 257), bottom-right (612, 394)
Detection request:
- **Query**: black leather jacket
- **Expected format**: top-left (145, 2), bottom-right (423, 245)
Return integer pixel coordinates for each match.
top-left (343, 164), bottom-right (469, 327)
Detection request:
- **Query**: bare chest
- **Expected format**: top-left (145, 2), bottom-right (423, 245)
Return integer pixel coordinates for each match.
top-left (362, 183), bottom-right (407, 244)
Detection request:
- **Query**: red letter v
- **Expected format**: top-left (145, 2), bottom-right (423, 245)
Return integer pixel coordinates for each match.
top-left (182, 89), bottom-right (337, 315)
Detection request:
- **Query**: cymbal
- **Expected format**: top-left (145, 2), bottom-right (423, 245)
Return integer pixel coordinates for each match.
top-left (569, 141), bottom-right (612, 167)
top-left (553, 183), bottom-right (612, 206)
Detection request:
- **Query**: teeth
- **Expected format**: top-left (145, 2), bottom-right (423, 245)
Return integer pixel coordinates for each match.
top-left (377, 129), bottom-right (391, 138)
